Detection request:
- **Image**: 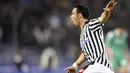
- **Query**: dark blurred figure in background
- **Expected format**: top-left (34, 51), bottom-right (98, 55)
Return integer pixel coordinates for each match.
top-left (13, 48), bottom-right (29, 73)
top-left (40, 47), bottom-right (59, 73)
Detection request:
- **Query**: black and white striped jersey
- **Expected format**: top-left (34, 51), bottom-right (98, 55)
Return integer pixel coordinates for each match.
top-left (80, 18), bottom-right (112, 69)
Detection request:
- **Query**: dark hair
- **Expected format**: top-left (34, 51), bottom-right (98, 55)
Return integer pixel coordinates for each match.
top-left (74, 5), bottom-right (90, 19)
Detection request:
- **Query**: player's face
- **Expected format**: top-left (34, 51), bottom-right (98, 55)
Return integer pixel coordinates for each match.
top-left (70, 8), bottom-right (80, 26)
top-left (118, 28), bottom-right (125, 35)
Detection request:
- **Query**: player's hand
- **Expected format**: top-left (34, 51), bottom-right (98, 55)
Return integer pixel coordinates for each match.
top-left (64, 66), bottom-right (76, 73)
top-left (104, 0), bottom-right (117, 11)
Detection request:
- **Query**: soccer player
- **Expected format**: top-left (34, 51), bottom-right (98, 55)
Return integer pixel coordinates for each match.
top-left (105, 27), bottom-right (129, 73)
top-left (64, 0), bottom-right (117, 73)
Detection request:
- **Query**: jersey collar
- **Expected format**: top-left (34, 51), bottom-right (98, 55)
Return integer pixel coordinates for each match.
top-left (83, 19), bottom-right (89, 28)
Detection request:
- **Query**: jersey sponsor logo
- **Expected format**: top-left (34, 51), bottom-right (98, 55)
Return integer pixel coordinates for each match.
top-left (80, 38), bottom-right (89, 49)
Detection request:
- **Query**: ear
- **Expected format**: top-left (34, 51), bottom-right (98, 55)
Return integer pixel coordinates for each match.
top-left (78, 13), bottom-right (82, 19)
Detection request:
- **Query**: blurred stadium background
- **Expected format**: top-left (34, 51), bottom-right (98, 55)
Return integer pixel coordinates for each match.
top-left (0, 0), bottom-right (130, 73)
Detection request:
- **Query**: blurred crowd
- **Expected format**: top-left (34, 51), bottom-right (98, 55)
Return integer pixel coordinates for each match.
top-left (0, 0), bottom-right (130, 73)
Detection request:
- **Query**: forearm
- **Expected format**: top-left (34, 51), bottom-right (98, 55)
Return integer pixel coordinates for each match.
top-left (75, 52), bottom-right (86, 66)
top-left (98, 10), bottom-right (111, 24)
top-left (125, 47), bottom-right (129, 59)
top-left (102, 10), bottom-right (110, 21)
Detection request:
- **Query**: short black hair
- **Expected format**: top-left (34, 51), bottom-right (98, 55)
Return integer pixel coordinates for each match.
top-left (74, 5), bottom-right (90, 19)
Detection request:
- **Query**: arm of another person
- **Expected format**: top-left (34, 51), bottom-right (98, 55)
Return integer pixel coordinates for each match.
top-left (105, 31), bottom-right (114, 57)
top-left (125, 47), bottom-right (129, 60)
top-left (98, 0), bottom-right (117, 24)
top-left (124, 39), bottom-right (130, 61)
top-left (64, 52), bottom-right (86, 73)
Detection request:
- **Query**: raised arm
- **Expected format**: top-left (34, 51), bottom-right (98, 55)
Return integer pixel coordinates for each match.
top-left (98, 0), bottom-right (117, 24)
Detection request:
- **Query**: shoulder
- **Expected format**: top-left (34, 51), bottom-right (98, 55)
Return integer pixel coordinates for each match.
top-left (87, 18), bottom-right (104, 31)
top-left (89, 18), bottom-right (103, 25)
top-left (89, 18), bottom-right (99, 23)
top-left (89, 18), bottom-right (105, 25)
top-left (106, 31), bottom-right (114, 38)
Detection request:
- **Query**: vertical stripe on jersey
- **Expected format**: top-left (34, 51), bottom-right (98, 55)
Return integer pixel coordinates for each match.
top-left (84, 44), bottom-right (93, 61)
top-left (104, 59), bottom-right (107, 66)
top-left (97, 29), bottom-right (104, 52)
top-left (85, 26), bottom-right (94, 59)
top-left (87, 41), bottom-right (94, 59)
top-left (88, 29), bottom-right (97, 59)
top-left (94, 31), bottom-right (102, 55)
top-left (91, 31), bottom-right (99, 58)
top-left (83, 31), bottom-right (91, 57)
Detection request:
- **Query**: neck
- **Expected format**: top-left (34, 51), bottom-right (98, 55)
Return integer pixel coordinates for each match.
top-left (80, 18), bottom-right (89, 29)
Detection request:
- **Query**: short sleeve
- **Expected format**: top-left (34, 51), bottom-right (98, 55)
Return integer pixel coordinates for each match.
top-left (88, 18), bottom-right (103, 31)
